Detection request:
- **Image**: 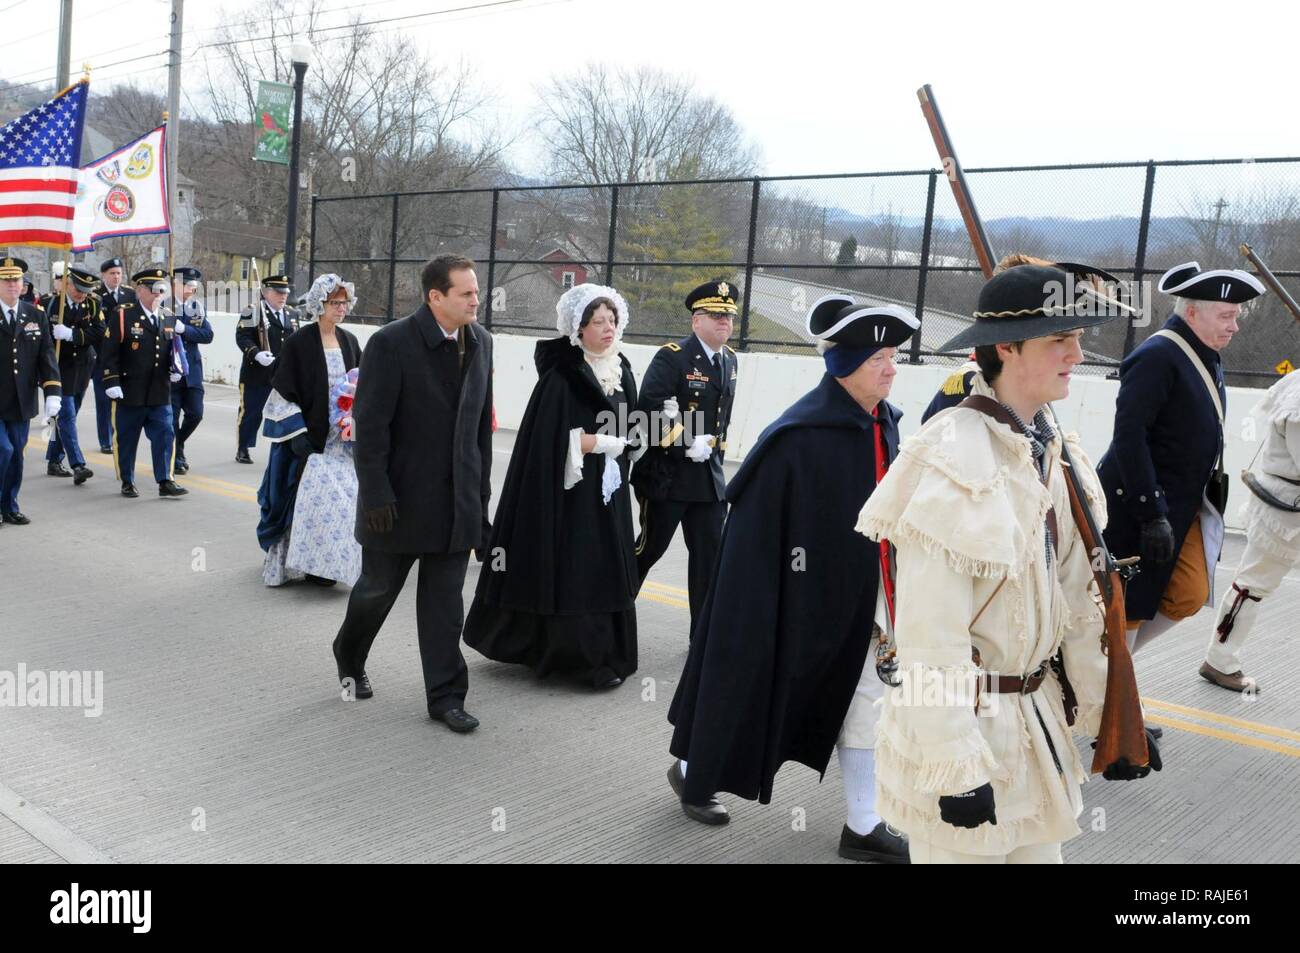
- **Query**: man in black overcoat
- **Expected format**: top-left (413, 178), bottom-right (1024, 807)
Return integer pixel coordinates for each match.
top-left (332, 255), bottom-right (494, 733)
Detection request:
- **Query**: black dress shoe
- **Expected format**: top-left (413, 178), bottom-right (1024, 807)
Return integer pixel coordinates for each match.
top-left (331, 642), bottom-right (372, 699)
top-left (121, 482), bottom-right (139, 498)
top-left (838, 822), bottom-right (910, 864)
top-left (47, 462), bottom-right (72, 477)
top-left (1, 511), bottom-right (31, 525)
top-left (1148, 725), bottom-right (1163, 741)
top-left (235, 448), bottom-right (253, 464)
top-left (598, 676), bottom-right (625, 689)
top-left (73, 465), bottom-right (93, 485)
top-left (99, 445), bottom-right (113, 455)
top-left (667, 760), bottom-right (729, 825)
top-left (305, 574), bottom-right (337, 587)
top-left (158, 480), bottom-right (188, 497)
top-left (432, 708), bottom-right (480, 733)
top-left (174, 457), bottom-right (189, 475)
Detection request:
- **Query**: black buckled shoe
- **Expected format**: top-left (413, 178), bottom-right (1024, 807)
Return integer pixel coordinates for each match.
top-left (667, 759), bottom-right (729, 826)
top-left (235, 448), bottom-right (253, 464)
top-left (1, 511), bottom-right (31, 525)
top-left (432, 708), bottom-right (479, 733)
top-left (73, 465), bottom-right (93, 485)
top-left (47, 462), bottom-right (72, 477)
top-left (158, 480), bottom-right (188, 497)
top-left (121, 482), bottom-right (139, 498)
top-left (837, 822), bottom-right (910, 864)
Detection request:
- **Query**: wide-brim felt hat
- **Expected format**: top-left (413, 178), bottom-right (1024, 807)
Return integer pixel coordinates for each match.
top-left (1157, 261), bottom-right (1265, 303)
top-left (939, 263), bottom-right (1131, 352)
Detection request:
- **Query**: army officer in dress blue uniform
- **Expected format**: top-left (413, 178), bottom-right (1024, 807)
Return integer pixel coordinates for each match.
top-left (93, 257), bottom-right (136, 455)
top-left (41, 265), bottom-right (104, 485)
top-left (0, 256), bottom-right (62, 527)
top-left (169, 266), bottom-right (214, 475)
top-left (1098, 261), bottom-right (1265, 652)
top-left (630, 279), bottom-right (739, 637)
top-left (235, 275), bottom-right (298, 464)
top-left (101, 267), bottom-right (188, 499)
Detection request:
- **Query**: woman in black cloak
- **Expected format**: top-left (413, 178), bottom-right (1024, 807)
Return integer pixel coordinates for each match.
top-left (464, 284), bottom-right (641, 688)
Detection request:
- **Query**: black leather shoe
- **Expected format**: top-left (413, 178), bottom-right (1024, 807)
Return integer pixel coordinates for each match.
top-left (174, 456), bottom-right (189, 475)
top-left (73, 465), bottom-right (93, 485)
top-left (235, 448), bottom-right (253, 464)
top-left (332, 642), bottom-right (372, 699)
top-left (838, 822), bottom-right (910, 864)
top-left (667, 760), bottom-right (729, 825)
top-left (432, 708), bottom-right (480, 733)
top-left (305, 574), bottom-right (337, 587)
top-left (47, 462), bottom-right (72, 477)
top-left (98, 445), bottom-right (112, 455)
top-left (158, 480), bottom-right (188, 497)
top-left (1149, 726), bottom-right (1163, 741)
top-left (1, 511), bottom-right (31, 525)
top-left (121, 482), bottom-right (139, 498)
top-left (598, 676), bottom-right (625, 689)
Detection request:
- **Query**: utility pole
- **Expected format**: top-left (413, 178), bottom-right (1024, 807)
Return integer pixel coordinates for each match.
top-left (1210, 197), bottom-right (1228, 253)
top-left (56, 0), bottom-right (73, 89)
top-left (166, 1), bottom-right (184, 236)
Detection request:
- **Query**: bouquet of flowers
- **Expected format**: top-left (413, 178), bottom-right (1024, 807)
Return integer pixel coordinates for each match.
top-left (329, 367), bottom-right (359, 442)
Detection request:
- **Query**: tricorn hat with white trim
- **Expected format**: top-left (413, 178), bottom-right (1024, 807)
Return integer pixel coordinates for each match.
top-left (1157, 261), bottom-right (1265, 304)
top-left (806, 294), bottom-right (918, 349)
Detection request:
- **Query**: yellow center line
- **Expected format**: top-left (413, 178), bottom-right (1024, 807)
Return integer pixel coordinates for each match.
top-left (1145, 713), bottom-right (1300, 759)
top-left (638, 591), bottom-right (690, 610)
top-left (1142, 697), bottom-right (1300, 743)
top-left (642, 579), bottom-right (690, 596)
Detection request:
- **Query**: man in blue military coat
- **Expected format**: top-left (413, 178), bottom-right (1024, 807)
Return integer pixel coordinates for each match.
top-left (41, 265), bottom-right (104, 485)
top-left (1098, 261), bottom-right (1265, 651)
top-left (169, 266), bottom-right (214, 475)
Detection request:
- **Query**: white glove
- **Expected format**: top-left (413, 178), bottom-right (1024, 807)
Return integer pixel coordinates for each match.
top-left (592, 433), bottom-right (629, 458)
top-left (105, 386), bottom-right (124, 400)
top-left (254, 350), bottom-right (275, 367)
top-left (52, 324), bottom-right (74, 342)
top-left (169, 372), bottom-right (182, 383)
top-left (686, 433), bottom-right (714, 463)
top-left (662, 396), bottom-right (679, 422)
top-left (173, 320), bottom-right (186, 335)
top-left (44, 396), bottom-right (62, 418)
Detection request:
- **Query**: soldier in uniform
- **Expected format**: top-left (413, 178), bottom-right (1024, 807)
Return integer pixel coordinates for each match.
top-left (630, 279), bottom-right (739, 636)
top-left (169, 266), bottom-right (214, 475)
top-left (0, 257), bottom-right (62, 526)
top-left (235, 274), bottom-right (298, 464)
top-left (101, 266), bottom-right (188, 499)
top-left (41, 265), bottom-right (104, 485)
top-left (93, 257), bottom-right (136, 455)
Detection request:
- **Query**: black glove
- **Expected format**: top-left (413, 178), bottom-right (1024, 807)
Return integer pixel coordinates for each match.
top-left (1139, 516), bottom-right (1176, 564)
top-left (365, 502), bottom-right (397, 534)
top-left (1102, 727), bottom-right (1163, 781)
top-left (938, 782), bottom-right (997, 829)
top-left (289, 433), bottom-right (313, 458)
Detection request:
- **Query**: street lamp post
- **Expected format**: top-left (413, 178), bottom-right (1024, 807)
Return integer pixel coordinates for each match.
top-left (283, 37), bottom-right (312, 287)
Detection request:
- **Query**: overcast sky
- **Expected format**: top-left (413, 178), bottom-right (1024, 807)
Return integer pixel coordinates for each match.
top-left (7, 0), bottom-right (1298, 210)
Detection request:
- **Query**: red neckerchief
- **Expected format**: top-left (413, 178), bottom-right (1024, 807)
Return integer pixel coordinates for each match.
top-left (873, 410), bottom-right (896, 626)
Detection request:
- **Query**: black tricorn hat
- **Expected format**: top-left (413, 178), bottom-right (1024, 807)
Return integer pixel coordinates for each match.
top-left (806, 294), bottom-right (918, 349)
top-left (939, 263), bottom-right (1131, 352)
top-left (1157, 261), bottom-right (1264, 304)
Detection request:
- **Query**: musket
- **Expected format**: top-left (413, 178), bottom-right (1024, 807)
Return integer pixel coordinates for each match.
top-left (916, 84), bottom-right (1150, 773)
top-left (1240, 243), bottom-right (1300, 324)
top-left (250, 258), bottom-right (270, 353)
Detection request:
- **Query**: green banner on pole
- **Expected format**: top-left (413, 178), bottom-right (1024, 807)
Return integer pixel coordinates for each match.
top-left (252, 80), bottom-right (293, 165)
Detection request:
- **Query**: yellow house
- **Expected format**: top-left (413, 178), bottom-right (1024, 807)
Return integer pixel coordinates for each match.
top-left (193, 218), bottom-right (286, 284)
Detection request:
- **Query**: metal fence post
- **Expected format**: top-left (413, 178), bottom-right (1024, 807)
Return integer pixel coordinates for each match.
top-left (1121, 160), bottom-right (1158, 361)
top-left (738, 177), bottom-right (761, 352)
top-left (604, 185), bottom-right (619, 285)
top-left (485, 188), bottom-right (500, 329)
top-left (308, 194), bottom-right (317, 282)
top-left (910, 170), bottom-right (939, 365)
top-left (386, 193), bottom-right (399, 322)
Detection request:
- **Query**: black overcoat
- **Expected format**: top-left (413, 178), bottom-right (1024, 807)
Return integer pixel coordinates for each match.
top-left (272, 324), bottom-right (362, 453)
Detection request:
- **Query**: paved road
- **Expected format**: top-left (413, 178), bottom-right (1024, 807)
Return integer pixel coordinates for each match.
top-left (1, 384), bottom-right (1297, 863)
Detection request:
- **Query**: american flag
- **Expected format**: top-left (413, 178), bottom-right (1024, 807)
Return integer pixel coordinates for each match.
top-left (0, 79), bottom-right (88, 249)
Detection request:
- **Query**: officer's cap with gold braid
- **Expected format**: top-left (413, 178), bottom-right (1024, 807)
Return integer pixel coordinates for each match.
top-left (132, 265), bottom-right (168, 285)
top-left (0, 256), bottom-right (28, 279)
top-left (939, 263), bottom-right (1131, 352)
top-left (262, 274), bottom-right (292, 291)
top-left (685, 279), bottom-right (738, 315)
top-left (69, 267), bottom-right (99, 292)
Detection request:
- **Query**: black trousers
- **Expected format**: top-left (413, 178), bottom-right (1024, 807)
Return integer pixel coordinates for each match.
top-left (635, 498), bottom-right (726, 638)
top-left (333, 548), bottom-right (471, 714)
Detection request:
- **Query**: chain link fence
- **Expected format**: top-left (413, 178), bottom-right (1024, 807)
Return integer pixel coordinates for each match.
top-left (311, 157), bottom-right (1300, 386)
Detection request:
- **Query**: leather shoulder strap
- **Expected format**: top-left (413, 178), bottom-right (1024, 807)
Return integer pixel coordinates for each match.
top-left (1153, 329), bottom-right (1224, 425)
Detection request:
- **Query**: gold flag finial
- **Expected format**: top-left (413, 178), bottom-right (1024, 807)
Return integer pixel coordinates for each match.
top-left (81, 62), bottom-right (92, 80)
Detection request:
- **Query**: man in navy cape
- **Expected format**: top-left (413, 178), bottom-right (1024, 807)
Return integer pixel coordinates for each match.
top-left (666, 294), bottom-right (917, 863)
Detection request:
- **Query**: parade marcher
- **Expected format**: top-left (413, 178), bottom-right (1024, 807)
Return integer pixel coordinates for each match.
top-left (857, 263), bottom-right (1161, 864)
top-left (1098, 262), bottom-right (1266, 651)
top-left (256, 275), bottom-right (363, 588)
top-left (235, 275), bottom-right (298, 464)
top-left (465, 284), bottom-right (642, 689)
top-left (332, 256), bottom-right (494, 733)
top-left (41, 265), bottom-right (104, 485)
top-left (0, 257), bottom-right (62, 527)
top-left (1203, 368), bottom-right (1300, 692)
top-left (631, 279), bottom-right (739, 637)
top-left (20, 278), bottom-right (40, 308)
top-left (94, 258), bottom-right (135, 455)
top-left (169, 266), bottom-right (213, 475)
top-left (101, 266), bottom-right (188, 499)
top-left (666, 295), bottom-right (916, 864)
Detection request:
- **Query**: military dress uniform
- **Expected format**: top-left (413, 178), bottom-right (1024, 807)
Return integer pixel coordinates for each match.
top-left (0, 257), bottom-right (62, 523)
top-left (170, 267), bottom-right (214, 474)
top-left (101, 267), bottom-right (186, 497)
top-left (236, 276), bottom-right (299, 461)
top-left (631, 280), bottom-right (739, 636)
top-left (94, 260), bottom-right (137, 454)
top-left (40, 267), bottom-right (105, 481)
